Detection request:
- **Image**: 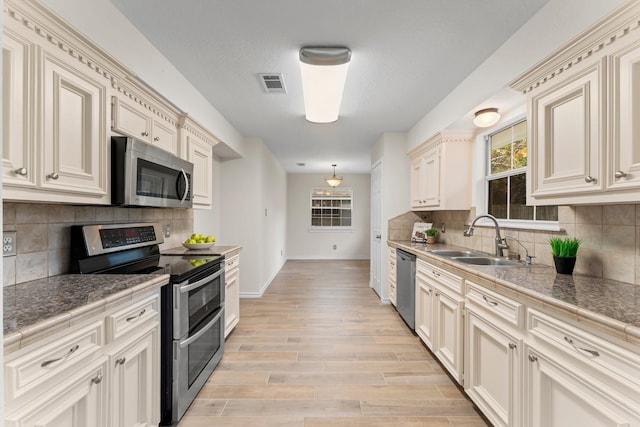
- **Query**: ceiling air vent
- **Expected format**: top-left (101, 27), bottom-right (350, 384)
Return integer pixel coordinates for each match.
top-left (259, 73), bottom-right (287, 94)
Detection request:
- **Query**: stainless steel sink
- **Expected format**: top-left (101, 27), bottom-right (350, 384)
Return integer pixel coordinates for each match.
top-left (429, 250), bottom-right (486, 258)
top-left (451, 256), bottom-right (522, 267)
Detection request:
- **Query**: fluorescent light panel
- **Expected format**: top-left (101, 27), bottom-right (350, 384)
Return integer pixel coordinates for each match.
top-left (299, 47), bottom-right (351, 123)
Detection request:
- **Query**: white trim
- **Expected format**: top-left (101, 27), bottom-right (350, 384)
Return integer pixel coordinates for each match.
top-left (307, 227), bottom-right (353, 232)
top-left (471, 218), bottom-right (562, 232)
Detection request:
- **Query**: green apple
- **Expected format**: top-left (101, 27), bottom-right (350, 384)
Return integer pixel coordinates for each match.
top-left (205, 235), bottom-right (216, 243)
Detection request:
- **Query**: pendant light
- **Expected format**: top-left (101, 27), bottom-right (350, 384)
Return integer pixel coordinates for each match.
top-left (325, 164), bottom-right (343, 187)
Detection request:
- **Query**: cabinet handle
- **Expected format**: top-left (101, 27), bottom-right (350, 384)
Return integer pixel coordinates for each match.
top-left (584, 175), bottom-right (596, 183)
top-left (564, 336), bottom-right (600, 357)
top-left (528, 354), bottom-right (538, 363)
top-left (41, 344), bottom-right (80, 367)
top-left (90, 373), bottom-right (103, 385)
top-left (126, 308), bottom-right (146, 322)
top-left (390, 262), bottom-right (395, 266)
top-left (482, 295), bottom-right (498, 306)
top-left (432, 270), bottom-right (440, 277)
top-left (14, 167), bottom-right (28, 176)
top-left (48, 172), bottom-right (59, 180)
top-left (116, 357), bottom-right (127, 366)
top-left (614, 170), bottom-right (627, 179)
top-left (154, 136), bottom-right (160, 142)
top-left (509, 343), bottom-right (517, 350)
top-left (141, 131), bottom-right (149, 137)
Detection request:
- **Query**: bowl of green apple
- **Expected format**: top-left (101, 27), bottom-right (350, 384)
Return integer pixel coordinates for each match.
top-left (183, 233), bottom-right (216, 250)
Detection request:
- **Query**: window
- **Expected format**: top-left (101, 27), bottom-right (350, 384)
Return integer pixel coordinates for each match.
top-left (310, 187), bottom-right (352, 229)
top-left (487, 120), bottom-right (557, 222)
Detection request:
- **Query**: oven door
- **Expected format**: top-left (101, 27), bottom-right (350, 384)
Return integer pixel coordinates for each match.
top-left (173, 266), bottom-right (225, 339)
top-left (172, 306), bottom-right (224, 422)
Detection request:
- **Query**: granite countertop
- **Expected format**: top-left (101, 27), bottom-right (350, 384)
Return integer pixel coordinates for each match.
top-left (389, 240), bottom-right (640, 343)
top-left (3, 274), bottom-right (169, 351)
top-left (161, 244), bottom-right (242, 257)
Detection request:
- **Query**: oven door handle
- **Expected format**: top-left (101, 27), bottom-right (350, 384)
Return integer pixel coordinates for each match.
top-left (178, 308), bottom-right (223, 349)
top-left (178, 267), bottom-right (225, 294)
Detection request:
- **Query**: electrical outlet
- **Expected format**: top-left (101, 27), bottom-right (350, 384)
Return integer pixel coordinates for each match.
top-left (164, 224), bottom-right (171, 238)
top-left (333, 244), bottom-right (337, 250)
top-left (3, 231), bottom-right (17, 256)
top-left (441, 223), bottom-right (446, 233)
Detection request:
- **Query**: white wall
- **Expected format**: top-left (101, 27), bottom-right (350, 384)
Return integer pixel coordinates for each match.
top-left (407, 0), bottom-right (625, 151)
top-left (287, 173), bottom-right (370, 260)
top-left (219, 138), bottom-right (287, 297)
top-left (41, 0), bottom-right (245, 157)
top-left (372, 133), bottom-right (411, 301)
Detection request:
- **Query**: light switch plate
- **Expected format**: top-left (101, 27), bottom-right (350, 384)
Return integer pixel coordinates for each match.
top-left (3, 231), bottom-right (17, 256)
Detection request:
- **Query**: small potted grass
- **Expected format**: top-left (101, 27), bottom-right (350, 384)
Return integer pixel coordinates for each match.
top-left (425, 228), bottom-right (438, 244)
top-left (549, 236), bottom-right (582, 275)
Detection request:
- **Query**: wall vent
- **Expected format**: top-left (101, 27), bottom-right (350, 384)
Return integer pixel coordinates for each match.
top-left (259, 73), bottom-right (287, 94)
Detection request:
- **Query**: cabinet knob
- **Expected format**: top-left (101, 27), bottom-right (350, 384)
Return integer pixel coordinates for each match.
top-left (508, 343), bottom-right (517, 350)
top-left (584, 175), bottom-right (596, 183)
top-left (141, 131), bottom-right (149, 137)
top-left (116, 357), bottom-right (127, 366)
top-left (614, 170), bottom-right (627, 179)
top-left (90, 373), bottom-right (103, 385)
top-left (14, 167), bottom-right (28, 176)
top-left (154, 136), bottom-right (160, 142)
top-left (528, 354), bottom-right (538, 363)
top-left (48, 172), bottom-right (59, 180)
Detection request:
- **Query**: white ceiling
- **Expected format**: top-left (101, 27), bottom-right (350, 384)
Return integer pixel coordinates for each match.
top-left (109, 0), bottom-right (548, 174)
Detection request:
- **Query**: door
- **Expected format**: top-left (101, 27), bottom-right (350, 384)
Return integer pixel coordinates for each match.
top-left (370, 161), bottom-right (383, 298)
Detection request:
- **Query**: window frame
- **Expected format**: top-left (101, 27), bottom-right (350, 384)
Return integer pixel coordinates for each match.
top-left (478, 117), bottom-right (560, 231)
top-left (309, 187), bottom-right (354, 232)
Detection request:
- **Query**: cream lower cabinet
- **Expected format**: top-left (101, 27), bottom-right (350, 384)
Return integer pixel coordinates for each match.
top-left (388, 248), bottom-right (397, 306)
top-left (465, 281), bottom-right (524, 427)
top-left (4, 291), bottom-right (161, 427)
top-left (415, 259), bottom-right (464, 384)
top-left (224, 253), bottom-right (241, 338)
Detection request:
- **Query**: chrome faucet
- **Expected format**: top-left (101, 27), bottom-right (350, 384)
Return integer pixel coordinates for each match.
top-left (463, 214), bottom-right (509, 257)
top-left (504, 236), bottom-right (534, 264)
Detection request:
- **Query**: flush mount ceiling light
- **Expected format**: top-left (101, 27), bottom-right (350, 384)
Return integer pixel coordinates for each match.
top-left (473, 108), bottom-right (501, 128)
top-left (325, 164), bottom-right (343, 187)
top-left (299, 46), bottom-right (351, 123)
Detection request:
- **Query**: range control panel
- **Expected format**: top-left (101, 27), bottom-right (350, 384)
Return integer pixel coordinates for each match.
top-left (100, 225), bottom-right (157, 249)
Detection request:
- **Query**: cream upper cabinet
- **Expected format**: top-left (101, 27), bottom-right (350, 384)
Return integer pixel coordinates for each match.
top-left (179, 115), bottom-right (219, 209)
top-left (111, 94), bottom-right (179, 155)
top-left (408, 130), bottom-right (474, 211)
top-left (511, 2), bottom-right (640, 205)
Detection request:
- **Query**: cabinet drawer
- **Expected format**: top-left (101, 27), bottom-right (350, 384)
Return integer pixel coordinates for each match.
top-left (4, 320), bottom-right (104, 407)
top-left (417, 260), bottom-right (463, 294)
top-left (106, 293), bottom-right (159, 342)
top-left (465, 280), bottom-right (524, 328)
top-left (226, 254), bottom-right (240, 271)
top-left (528, 308), bottom-right (640, 390)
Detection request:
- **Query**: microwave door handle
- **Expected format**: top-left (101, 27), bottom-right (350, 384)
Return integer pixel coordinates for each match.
top-left (178, 267), bottom-right (225, 294)
top-left (178, 308), bottom-right (223, 349)
top-left (179, 169), bottom-right (189, 203)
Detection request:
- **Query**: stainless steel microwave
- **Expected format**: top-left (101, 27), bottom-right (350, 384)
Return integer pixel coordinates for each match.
top-left (111, 136), bottom-right (194, 208)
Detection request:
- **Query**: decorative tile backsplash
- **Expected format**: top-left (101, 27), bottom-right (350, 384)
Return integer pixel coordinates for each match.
top-left (390, 204), bottom-right (640, 286)
top-left (3, 202), bottom-right (193, 286)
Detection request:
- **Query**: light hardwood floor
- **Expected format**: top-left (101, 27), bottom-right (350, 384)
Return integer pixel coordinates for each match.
top-left (178, 259), bottom-right (489, 427)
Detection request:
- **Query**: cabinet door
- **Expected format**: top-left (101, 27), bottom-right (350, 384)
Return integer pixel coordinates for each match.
top-left (433, 287), bottom-right (463, 384)
top-left (111, 96), bottom-right (152, 143)
top-left (422, 147), bottom-right (440, 207)
top-left (525, 345), bottom-right (640, 427)
top-left (224, 266), bottom-right (240, 338)
top-left (609, 39), bottom-right (640, 191)
top-left (186, 134), bottom-right (214, 208)
top-left (41, 51), bottom-right (108, 198)
top-left (415, 277), bottom-right (434, 349)
top-left (528, 61), bottom-right (604, 202)
top-left (152, 119), bottom-right (178, 155)
top-left (5, 358), bottom-right (108, 427)
top-left (2, 29), bottom-right (36, 189)
top-left (410, 156), bottom-right (425, 208)
top-left (465, 309), bottom-right (521, 427)
top-left (109, 328), bottom-right (159, 427)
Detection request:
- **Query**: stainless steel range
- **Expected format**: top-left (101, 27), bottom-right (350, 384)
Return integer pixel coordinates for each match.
top-left (70, 222), bottom-right (225, 426)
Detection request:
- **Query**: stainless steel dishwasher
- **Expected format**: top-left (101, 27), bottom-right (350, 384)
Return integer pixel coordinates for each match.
top-left (396, 249), bottom-right (416, 330)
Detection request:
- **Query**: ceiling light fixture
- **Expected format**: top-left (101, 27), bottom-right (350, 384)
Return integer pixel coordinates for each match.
top-left (473, 108), bottom-right (501, 128)
top-left (325, 164), bottom-right (343, 188)
top-left (299, 46), bottom-right (351, 123)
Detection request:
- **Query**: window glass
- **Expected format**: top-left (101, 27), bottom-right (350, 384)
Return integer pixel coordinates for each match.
top-left (310, 188), bottom-right (353, 229)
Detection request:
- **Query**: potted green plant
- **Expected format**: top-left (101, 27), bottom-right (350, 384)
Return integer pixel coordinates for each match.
top-left (549, 236), bottom-right (582, 275)
top-left (425, 228), bottom-right (438, 244)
